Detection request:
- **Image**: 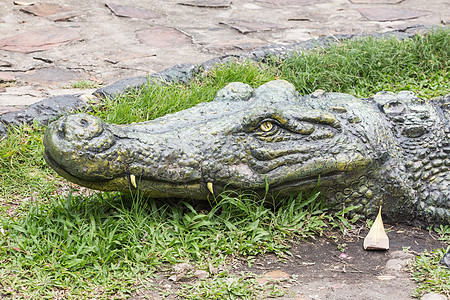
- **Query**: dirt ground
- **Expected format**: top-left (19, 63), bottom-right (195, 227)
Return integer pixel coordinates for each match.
top-left (131, 224), bottom-right (447, 299)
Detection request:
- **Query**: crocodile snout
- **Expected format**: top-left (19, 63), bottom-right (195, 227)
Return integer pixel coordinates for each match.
top-left (45, 113), bottom-right (116, 154)
top-left (58, 113), bottom-right (104, 141)
top-left (44, 113), bottom-right (118, 184)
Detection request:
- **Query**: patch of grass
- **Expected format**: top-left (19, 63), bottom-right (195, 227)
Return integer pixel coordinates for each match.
top-left (69, 79), bottom-right (102, 89)
top-left (410, 247), bottom-right (450, 298)
top-left (432, 225), bottom-right (450, 244)
top-left (0, 124), bottom-right (59, 210)
top-left (93, 60), bottom-right (277, 124)
top-left (176, 273), bottom-right (284, 299)
top-left (0, 189), bottom-right (332, 298)
top-left (274, 28), bottom-right (449, 98)
top-left (0, 81), bottom-right (16, 88)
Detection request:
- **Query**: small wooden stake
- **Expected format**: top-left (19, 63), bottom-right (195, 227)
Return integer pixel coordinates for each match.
top-left (207, 182), bottom-right (214, 194)
top-left (364, 206), bottom-right (389, 250)
top-left (130, 174), bottom-right (137, 188)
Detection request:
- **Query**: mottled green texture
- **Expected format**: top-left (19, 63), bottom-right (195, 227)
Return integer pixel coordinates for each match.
top-left (43, 80), bottom-right (450, 225)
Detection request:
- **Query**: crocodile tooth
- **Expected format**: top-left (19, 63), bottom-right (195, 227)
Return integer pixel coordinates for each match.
top-left (207, 182), bottom-right (214, 194)
top-left (130, 174), bottom-right (137, 188)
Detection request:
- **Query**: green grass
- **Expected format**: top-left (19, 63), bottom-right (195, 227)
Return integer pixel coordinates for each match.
top-left (275, 28), bottom-right (449, 98)
top-left (176, 273), bottom-right (287, 299)
top-left (93, 61), bottom-right (277, 124)
top-left (432, 225), bottom-right (450, 244)
top-left (0, 190), bottom-right (331, 298)
top-left (0, 124), bottom-right (60, 211)
top-left (68, 79), bottom-right (102, 89)
top-left (410, 247), bottom-right (450, 298)
top-left (0, 28), bottom-right (449, 298)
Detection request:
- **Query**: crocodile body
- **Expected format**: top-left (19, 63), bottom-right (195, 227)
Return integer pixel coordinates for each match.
top-left (43, 80), bottom-right (450, 225)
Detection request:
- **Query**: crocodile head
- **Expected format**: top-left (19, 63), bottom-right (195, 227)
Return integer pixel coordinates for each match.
top-left (44, 80), bottom-right (397, 204)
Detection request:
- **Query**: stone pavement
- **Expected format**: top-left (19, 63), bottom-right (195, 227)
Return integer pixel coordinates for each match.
top-left (0, 0), bottom-right (448, 116)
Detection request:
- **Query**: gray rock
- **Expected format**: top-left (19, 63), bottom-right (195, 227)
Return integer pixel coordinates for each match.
top-left (213, 82), bottom-right (253, 102)
top-left (201, 55), bottom-right (240, 71)
top-left (421, 293), bottom-right (448, 300)
top-left (0, 122), bottom-right (6, 139)
top-left (440, 249), bottom-right (450, 268)
top-left (385, 259), bottom-right (409, 272)
top-left (389, 250), bottom-right (415, 260)
top-left (94, 64), bottom-right (199, 99)
top-left (0, 94), bottom-right (86, 127)
top-left (94, 76), bottom-right (148, 98)
top-left (152, 63), bottom-right (200, 84)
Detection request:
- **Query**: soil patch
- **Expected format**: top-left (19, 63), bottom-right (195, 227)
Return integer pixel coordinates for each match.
top-left (138, 225), bottom-right (447, 299)
top-left (234, 225), bottom-right (446, 299)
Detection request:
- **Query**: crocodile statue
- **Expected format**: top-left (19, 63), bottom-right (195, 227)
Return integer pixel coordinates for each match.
top-left (43, 80), bottom-right (450, 225)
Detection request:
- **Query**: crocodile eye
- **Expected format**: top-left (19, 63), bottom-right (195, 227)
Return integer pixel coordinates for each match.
top-left (260, 121), bottom-right (273, 132)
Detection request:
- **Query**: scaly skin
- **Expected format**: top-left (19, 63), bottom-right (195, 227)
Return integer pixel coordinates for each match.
top-left (43, 80), bottom-right (449, 225)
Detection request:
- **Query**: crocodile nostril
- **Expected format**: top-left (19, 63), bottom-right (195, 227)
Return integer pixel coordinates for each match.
top-left (57, 124), bottom-right (66, 140)
top-left (80, 118), bottom-right (89, 127)
top-left (62, 113), bottom-right (104, 140)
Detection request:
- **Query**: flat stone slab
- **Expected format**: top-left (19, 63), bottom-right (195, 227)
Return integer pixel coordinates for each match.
top-left (0, 86), bottom-right (50, 106)
top-left (358, 8), bottom-right (432, 21)
top-left (13, 1), bottom-right (37, 5)
top-left (205, 38), bottom-right (268, 53)
top-left (0, 27), bottom-right (82, 54)
top-left (103, 51), bottom-right (156, 64)
top-left (219, 20), bottom-right (289, 34)
top-left (106, 3), bottom-right (162, 19)
top-left (288, 12), bottom-right (328, 22)
top-left (0, 106), bottom-right (21, 115)
top-left (178, 0), bottom-right (231, 8)
top-left (256, 270), bottom-right (290, 285)
top-left (136, 27), bottom-right (191, 47)
top-left (17, 67), bottom-right (85, 85)
top-left (19, 2), bottom-right (81, 21)
top-left (256, 0), bottom-right (317, 6)
top-left (0, 60), bottom-right (12, 67)
top-left (0, 72), bottom-right (19, 82)
top-left (350, 0), bottom-right (404, 3)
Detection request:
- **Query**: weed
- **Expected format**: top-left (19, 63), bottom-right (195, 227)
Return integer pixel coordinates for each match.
top-left (274, 28), bottom-right (449, 98)
top-left (0, 124), bottom-right (59, 210)
top-left (69, 79), bottom-right (102, 89)
top-left (93, 60), bottom-right (277, 124)
top-left (432, 225), bottom-right (450, 244)
top-left (410, 247), bottom-right (450, 298)
top-left (176, 274), bottom-right (266, 299)
top-left (0, 189), bottom-right (331, 298)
